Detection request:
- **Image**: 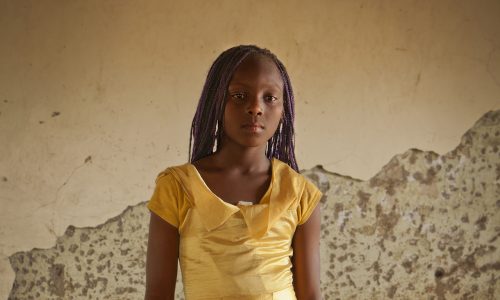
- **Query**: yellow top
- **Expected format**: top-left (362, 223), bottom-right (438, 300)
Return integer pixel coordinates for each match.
top-left (147, 158), bottom-right (322, 300)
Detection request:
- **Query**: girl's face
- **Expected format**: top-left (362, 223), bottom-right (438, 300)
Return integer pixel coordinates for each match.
top-left (222, 55), bottom-right (284, 149)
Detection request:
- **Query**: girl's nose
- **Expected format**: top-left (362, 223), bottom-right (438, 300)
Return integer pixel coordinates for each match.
top-left (246, 96), bottom-right (263, 116)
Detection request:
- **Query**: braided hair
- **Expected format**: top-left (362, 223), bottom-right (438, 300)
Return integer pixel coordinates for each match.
top-left (188, 45), bottom-right (299, 172)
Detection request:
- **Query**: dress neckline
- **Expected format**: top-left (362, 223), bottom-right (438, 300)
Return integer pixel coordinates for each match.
top-left (166, 157), bottom-right (300, 236)
top-left (188, 158), bottom-right (276, 209)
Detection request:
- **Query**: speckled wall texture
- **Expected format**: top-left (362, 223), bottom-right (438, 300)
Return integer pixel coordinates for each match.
top-left (8, 110), bottom-right (499, 299)
top-left (2, 1), bottom-right (500, 298)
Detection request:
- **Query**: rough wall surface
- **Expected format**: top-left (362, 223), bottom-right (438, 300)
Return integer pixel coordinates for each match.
top-left (303, 110), bottom-right (500, 299)
top-left (2, 0), bottom-right (500, 298)
top-left (8, 110), bottom-right (500, 299)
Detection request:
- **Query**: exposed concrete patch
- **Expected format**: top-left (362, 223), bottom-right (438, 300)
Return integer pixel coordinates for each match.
top-left (8, 110), bottom-right (500, 299)
top-left (303, 110), bottom-right (500, 299)
top-left (8, 204), bottom-right (185, 300)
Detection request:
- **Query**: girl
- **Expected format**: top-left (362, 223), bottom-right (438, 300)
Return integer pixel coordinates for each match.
top-left (145, 45), bottom-right (322, 300)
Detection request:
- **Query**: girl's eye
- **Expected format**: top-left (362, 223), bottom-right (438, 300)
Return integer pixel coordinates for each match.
top-left (265, 95), bottom-right (278, 102)
top-left (231, 93), bottom-right (245, 100)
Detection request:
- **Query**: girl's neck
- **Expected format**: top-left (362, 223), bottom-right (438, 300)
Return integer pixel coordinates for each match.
top-left (212, 144), bottom-right (270, 174)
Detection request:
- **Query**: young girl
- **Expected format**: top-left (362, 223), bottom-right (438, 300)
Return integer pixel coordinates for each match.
top-left (145, 45), bottom-right (322, 300)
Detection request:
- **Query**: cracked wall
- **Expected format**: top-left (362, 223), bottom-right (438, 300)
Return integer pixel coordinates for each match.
top-left (8, 111), bottom-right (500, 299)
top-left (304, 110), bottom-right (500, 299)
top-left (2, 1), bottom-right (500, 299)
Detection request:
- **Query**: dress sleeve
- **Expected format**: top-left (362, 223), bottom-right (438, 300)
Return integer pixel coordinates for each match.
top-left (297, 178), bottom-right (323, 225)
top-left (147, 169), bottom-right (186, 228)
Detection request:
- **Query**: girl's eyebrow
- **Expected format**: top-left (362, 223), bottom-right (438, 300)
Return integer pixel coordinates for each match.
top-left (228, 82), bottom-right (283, 91)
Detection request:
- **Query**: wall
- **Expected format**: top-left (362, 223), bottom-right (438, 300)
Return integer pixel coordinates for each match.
top-left (1, 0), bottom-right (499, 298)
top-left (8, 110), bottom-right (500, 299)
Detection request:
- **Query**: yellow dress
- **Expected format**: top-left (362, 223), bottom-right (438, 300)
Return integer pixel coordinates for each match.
top-left (147, 158), bottom-right (322, 300)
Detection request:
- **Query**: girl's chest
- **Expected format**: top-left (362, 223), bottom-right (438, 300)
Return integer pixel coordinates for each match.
top-left (200, 172), bottom-right (271, 205)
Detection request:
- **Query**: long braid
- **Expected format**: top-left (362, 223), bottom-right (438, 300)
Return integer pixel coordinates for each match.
top-left (189, 45), bottom-right (299, 172)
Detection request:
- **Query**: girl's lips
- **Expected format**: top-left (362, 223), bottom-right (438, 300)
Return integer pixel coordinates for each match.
top-left (242, 122), bottom-right (264, 128)
top-left (242, 124), bottom-right (264, 133)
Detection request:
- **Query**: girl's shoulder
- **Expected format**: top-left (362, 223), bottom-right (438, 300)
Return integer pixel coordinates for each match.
top-left (273, 158), bottom-right (322, 223)
top-left (243, 158), bottom-right (321, 231)
top-left (272, 158), bottom-right (317, 189)
top-left (152, 161), bottom-right (202, 206)
top-left (154, 161), bottom-right (192, 183)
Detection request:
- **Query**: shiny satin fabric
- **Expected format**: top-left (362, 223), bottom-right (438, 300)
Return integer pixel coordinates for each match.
top-left (148, 158), bottom-right (322, 299)
top-left (199, 286), bottom-right (297, 300)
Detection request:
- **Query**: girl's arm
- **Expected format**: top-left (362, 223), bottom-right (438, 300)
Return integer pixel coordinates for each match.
top-left (145, 211), bottom-right (179, 300)
top-left (292, 205), bottom-right (321, 300)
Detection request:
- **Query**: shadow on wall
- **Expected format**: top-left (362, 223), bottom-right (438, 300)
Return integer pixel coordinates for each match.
top-left (8, 110), bottom-right (500, 299)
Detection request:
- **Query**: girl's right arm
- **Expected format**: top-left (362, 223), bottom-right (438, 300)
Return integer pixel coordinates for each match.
top-left (145, 211), bottom-right (179, 300)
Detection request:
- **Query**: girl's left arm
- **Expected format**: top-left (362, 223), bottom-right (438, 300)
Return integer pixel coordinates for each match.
top-left (292, 205), bottom-right (321, 300)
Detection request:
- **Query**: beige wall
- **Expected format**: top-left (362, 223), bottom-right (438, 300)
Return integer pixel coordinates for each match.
top-left (1, 0), bottom-right (499, 298)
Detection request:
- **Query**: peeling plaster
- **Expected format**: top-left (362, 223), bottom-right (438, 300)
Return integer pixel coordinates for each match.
top-left (8, 110), bottom-right (500, 299)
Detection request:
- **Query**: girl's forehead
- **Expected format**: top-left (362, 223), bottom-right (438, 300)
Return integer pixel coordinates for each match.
top-left (230, 55), bottom-right (283, 88)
